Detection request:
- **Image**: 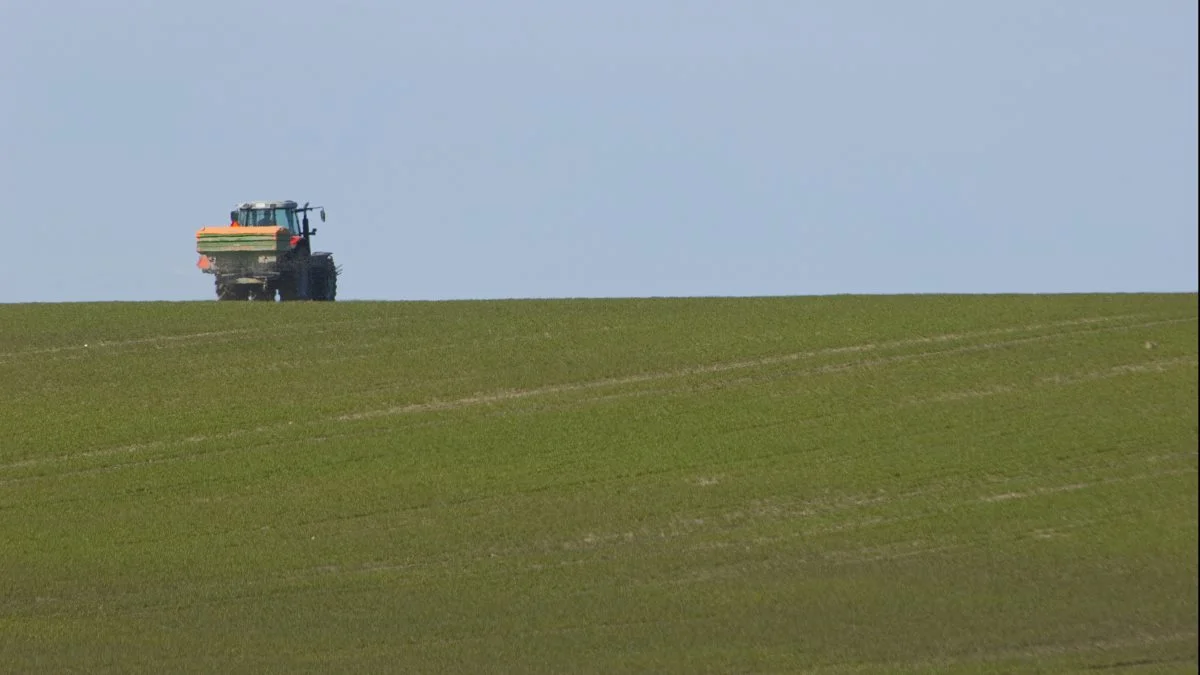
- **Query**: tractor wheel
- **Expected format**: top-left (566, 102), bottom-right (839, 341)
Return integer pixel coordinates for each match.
top-left (307, 255), bottom-right (337, 301)
top-left (316, 255), bottom-right (337, 301)
top-left (307, 268), bottom-right (325, 301)
top-left (323, 267), bottom-right (337, 301)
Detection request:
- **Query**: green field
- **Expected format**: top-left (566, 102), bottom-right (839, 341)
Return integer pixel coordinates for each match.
top-left (1, 294), bottom-right (1196, 673)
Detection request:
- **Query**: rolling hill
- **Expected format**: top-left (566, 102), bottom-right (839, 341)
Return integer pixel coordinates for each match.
top-left (1, 294), bottom-right (1196, 672)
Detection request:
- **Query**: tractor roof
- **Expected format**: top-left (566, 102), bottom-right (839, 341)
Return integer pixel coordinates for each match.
top-left (237, 200), bottom-right (298, 210)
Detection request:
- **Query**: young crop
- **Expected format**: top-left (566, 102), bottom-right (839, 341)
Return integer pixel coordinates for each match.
top-left (1, 294), bottom-right (1196, 672)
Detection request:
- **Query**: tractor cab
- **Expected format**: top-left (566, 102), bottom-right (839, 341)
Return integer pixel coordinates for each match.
top-left (230, 200), bottom-right (326, 250)
top-left (232, 200), bottom-right (301, 234)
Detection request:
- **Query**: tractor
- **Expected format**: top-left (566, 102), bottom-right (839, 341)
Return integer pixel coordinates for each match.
top-left (195, 200), bottom-right (340, 301)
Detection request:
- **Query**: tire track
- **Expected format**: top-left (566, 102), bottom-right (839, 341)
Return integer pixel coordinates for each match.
top-left (0, 316), bottom-right (412, 363)
top-left (0, 328), bottom-right (257, 360)
top-left (811, 631), bottom-right (1199, 673)
top-left (222, 463), bottom-right (1195, 590)
top-left (336, 315), bottom-right (1192, 421)
top-left (0, 317), bottom-right (646, 365)
top-left (539, 466), bottom-right (1196, 572)
top-left (0, 314), bottom-right (1190, 475)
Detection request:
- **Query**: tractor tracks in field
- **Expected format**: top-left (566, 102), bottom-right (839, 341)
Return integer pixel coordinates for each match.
top-left (0, 317), bottom-right (644, 366)
top-left (539, 334), bottom-right (1198, 418)
top-left (1, 313), bottom-right (1193, 478)
top-left (0, 328), bottom-right (258, 361)
top-left (335, 313), bottom-right (1194, 421)
top-left (261, 456), bottom-right (1196, 590)
top-left (903, 356), bottom-right (1199, 407)
top-left (502, 461), bottom-right (1197, 590)
top-left (815, 631), bottom-right (1200, 673)
top-left (0, 316), bottom-right (413, 364)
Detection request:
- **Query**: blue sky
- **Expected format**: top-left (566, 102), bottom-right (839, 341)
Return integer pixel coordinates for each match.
top-left (1, 1), bottom-right (1195, 302)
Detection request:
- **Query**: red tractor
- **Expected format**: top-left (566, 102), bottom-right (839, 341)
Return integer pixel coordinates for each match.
top-left (196, 200), bottom-right (339, 301)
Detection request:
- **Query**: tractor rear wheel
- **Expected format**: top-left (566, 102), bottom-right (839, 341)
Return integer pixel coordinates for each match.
top-left (308, 254), bottom-right (338, 301)
top-left (323, 267), bottom-right (338, 301)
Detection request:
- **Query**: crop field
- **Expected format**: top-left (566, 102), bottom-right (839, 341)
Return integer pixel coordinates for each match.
top-left (0, 294), bottom-right (1196, 673)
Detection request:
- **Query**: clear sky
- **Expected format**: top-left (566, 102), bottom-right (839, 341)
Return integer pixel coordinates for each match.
top-left (1, 1), bottom-right (1196, 303)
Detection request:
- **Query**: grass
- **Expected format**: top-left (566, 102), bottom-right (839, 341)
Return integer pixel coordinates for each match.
top-left (0, 293), bottom-right (1196, 673)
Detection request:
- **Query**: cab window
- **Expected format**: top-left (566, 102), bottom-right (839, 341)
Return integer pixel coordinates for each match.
top-left (237, 208), bottom-right (298, 234)
top-left (278, 209), bottom-right (298, 234)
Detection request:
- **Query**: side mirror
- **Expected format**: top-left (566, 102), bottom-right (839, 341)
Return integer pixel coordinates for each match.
top-left (311, 228), bottom-right (318, 235)
top-left (320, 209), bottom-right (326, 222)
